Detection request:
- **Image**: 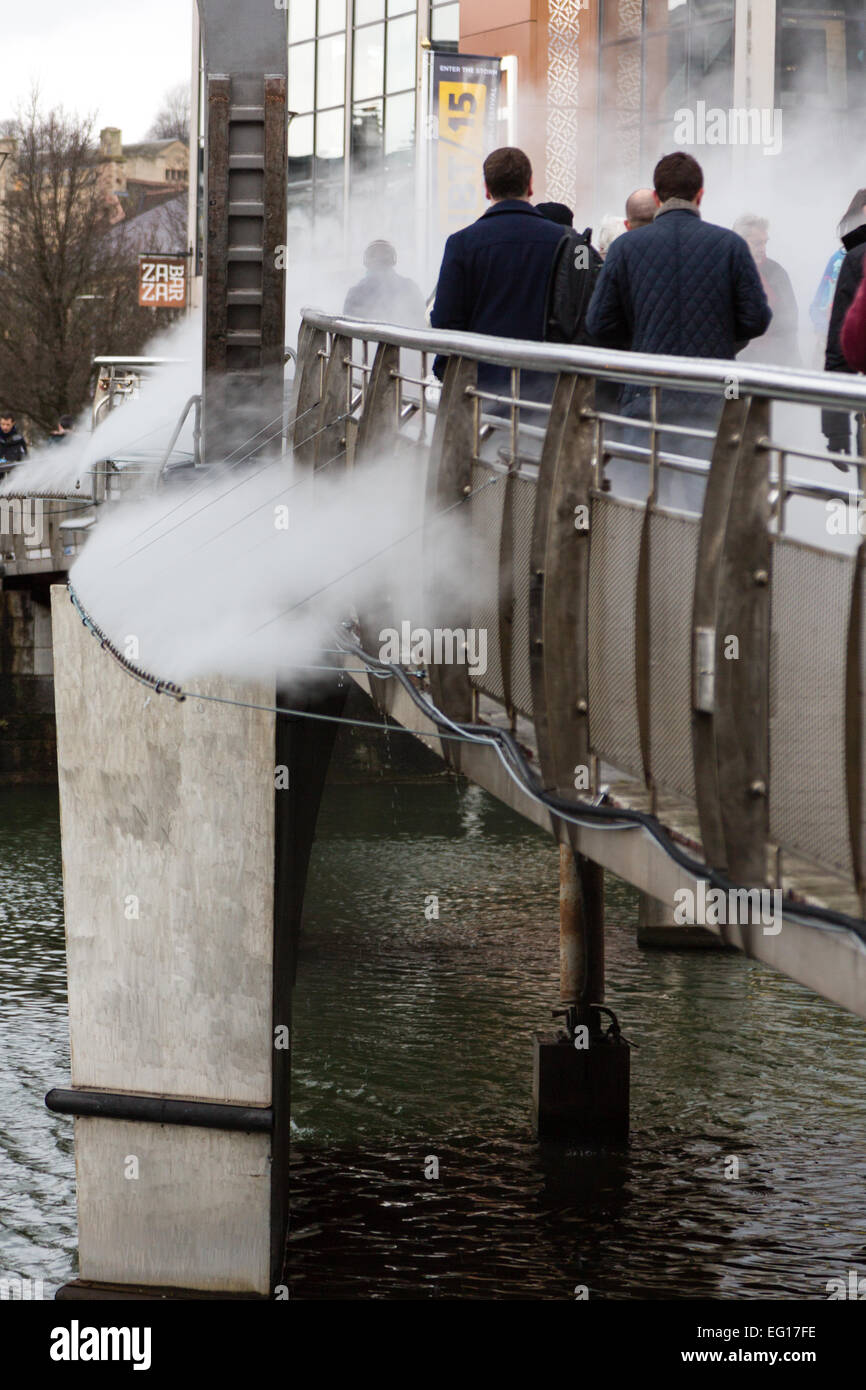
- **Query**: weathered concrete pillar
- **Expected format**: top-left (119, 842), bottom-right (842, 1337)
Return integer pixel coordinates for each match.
top-left (533, 843), bottom-right (629, 1144)
top-left (48, 586), bottom-right (341, 1298)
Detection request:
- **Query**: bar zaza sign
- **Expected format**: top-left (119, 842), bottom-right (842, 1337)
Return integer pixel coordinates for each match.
top-left (138, 253), bottom-right (187, 308)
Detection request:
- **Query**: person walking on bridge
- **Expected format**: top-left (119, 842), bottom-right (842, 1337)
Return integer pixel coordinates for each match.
top-left (732, 214), bottom-right (800, 367)
top-left (841, 269), bottom-right (866, 373)
top-left (343, 240), bottom-right (427, 329)
top-left (624, 188), bottom-right (656, 231)
top-left (585, 152), bottom-right (771, 508)
top-left (430, 147), bottom-right (563, 404)
top-left (822, 189), bottom-right (866, 459)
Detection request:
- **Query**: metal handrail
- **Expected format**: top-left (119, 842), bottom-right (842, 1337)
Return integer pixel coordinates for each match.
top-left (301, 308), bottom-right (866, 416)
top-left (157, 395), bottom-right (202, 481)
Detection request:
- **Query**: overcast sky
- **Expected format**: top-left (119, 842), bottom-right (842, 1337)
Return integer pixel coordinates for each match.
top-left (5, 0), bottom-right (194, 143)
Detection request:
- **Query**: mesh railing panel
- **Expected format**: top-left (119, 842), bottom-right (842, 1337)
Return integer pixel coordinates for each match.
top-left (588, 495), bottom-right (644, 780)
top-left (648, 509), bottom-right (700, 800)
top-left (769, 538), bottom-right (854, 879)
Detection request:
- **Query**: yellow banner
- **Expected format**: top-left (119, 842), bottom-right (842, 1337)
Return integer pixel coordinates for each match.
top-left (428, 55), bottom-right (501, 246)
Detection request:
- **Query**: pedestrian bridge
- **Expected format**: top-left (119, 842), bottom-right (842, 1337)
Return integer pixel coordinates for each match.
top-left (290, 309), bottom-right (866, 1021)
top-left (12, 0), bottom-right (866, 1301)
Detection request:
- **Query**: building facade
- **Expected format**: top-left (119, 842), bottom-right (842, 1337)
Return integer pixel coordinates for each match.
top-left (187, 0), bottom-right (866, 292)
top-left (277, 0), bottom-right (865, 230)
top-left (286, 1), bottom-right (459, 233)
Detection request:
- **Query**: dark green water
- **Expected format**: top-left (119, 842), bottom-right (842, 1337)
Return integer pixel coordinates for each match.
top-left (2, 780), bottom-right (866, 1299)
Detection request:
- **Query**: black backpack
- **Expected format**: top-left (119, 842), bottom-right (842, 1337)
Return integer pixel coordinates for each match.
top-left (543, 227), bottom-right (603, 345)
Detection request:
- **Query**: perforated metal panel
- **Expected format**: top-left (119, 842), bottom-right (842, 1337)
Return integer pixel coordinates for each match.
top-left (648, 509), bottom-right (700, 799)
top-left (469, 462), bottom-right (506, 704)
top-left (510, 474), bottom-right (537, 718)
top-left (588, 495), bottom-right (644, 779)
top-left (769, 538), bottom-right (853, 879)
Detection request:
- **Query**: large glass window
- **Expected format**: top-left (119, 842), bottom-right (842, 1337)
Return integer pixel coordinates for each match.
top-left (288, 0), bottom-right (348, 214)
top-left (778, 1), bottom-right (866, 119)
top-left (350, 0), bottom-right (418, 184)
top-left (289, 41), bottom-right (315, 116)
top-left (289, 2), bottom-right (449, 217)
top-left (386, 14), bottom-right (416, 93)
top-left (354, 23), bottom-right (386, 101)
top-left (430, 0), bottom-right (458, 46)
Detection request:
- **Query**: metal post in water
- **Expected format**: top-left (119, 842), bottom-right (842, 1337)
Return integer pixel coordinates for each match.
top-left (559, 844), bottom-right (605, 1015)
top-left (559, 841), bottom-right (581, 1008)
top-left (534, 838), bottom-right (627, 1144)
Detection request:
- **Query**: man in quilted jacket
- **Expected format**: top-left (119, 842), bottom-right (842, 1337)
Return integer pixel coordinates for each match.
top-left (586, 152), bottom-right (771, 509)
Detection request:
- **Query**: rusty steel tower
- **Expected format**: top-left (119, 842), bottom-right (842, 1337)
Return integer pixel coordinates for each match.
top-left (197, 0), bottom-right (288, 465)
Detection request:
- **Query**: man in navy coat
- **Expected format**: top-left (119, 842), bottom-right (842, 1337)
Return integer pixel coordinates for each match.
top-left (430, 147), bottom-right (563, 403)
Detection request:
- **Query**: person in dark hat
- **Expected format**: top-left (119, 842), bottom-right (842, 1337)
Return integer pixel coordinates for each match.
top-left (536, 201), bottom-right (574, 228)
top-left (343, 240), bottom-right (426, 328)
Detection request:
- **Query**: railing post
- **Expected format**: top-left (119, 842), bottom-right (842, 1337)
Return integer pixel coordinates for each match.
top-left (291, 324), bottom-right (328, 467)
top-left (312, 333), bottom-right (353, 476)
top-left (691, 394), bottom-right (752, 872)
top-left (717, 397), bottom-right (771, 888)
top-left (354, 340), bottom-right (400, 465)
top-left (529, 373), bottom-right (594, 800)
top-left (349, 341), bottom-right (402, 711)
top-left (423, 355), bottom-right (477, 759)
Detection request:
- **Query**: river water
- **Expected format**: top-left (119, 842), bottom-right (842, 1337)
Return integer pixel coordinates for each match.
top-left (2, 778), bottom-right (865, 1301)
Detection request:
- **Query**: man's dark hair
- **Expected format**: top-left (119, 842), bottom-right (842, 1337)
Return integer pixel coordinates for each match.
top-left (653, 152), bottom-right (704, 204)
top-left (536, 201), bottom-right (573, 227)
top-left (483, 147), bottom-right (532, 201)
top-left (0, 411), bottom-right (14, 421)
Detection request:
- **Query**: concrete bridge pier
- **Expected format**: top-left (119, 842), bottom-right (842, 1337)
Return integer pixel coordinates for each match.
top-left (532, 842), bottom-right (630, 1144)
top-left (48, 588), bottom-right (345, 1299)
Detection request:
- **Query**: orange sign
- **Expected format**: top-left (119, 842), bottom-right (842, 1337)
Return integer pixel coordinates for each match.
top-left (138, 254), bottom-right (187, 308)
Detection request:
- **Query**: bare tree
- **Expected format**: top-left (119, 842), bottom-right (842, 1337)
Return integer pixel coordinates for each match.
top-left (146, 85), bottom-right (191, 143)
top-left (0, 98), bottom-right (186, 435)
